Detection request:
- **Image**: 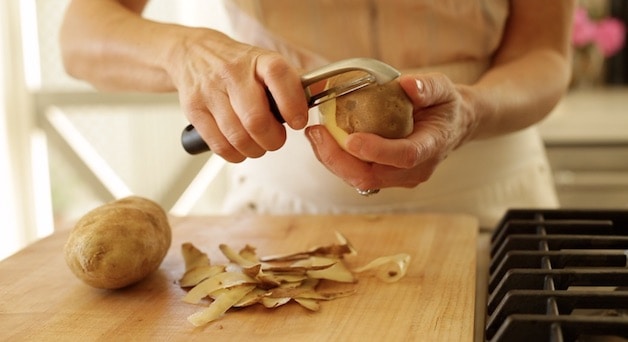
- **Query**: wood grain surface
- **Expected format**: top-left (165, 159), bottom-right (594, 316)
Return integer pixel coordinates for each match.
top-left (0, 214), bottom-right (478, 341)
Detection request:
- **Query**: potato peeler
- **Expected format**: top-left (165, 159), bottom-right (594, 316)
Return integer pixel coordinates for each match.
top-left (180, 57), bottom-right (400, 154)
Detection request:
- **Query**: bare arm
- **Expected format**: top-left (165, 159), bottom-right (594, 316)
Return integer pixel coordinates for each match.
top-left (60, 0), bottom-right (309, 162)
top-left (466, 0), bottom-right (574, 139)
top-left (60, 0), bottom-right (177, 91)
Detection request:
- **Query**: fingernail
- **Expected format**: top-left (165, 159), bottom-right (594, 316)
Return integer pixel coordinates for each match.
top-left (307, 127), bottom-right (322, 144)
top-left (416, 79), bottom-right (424, 93)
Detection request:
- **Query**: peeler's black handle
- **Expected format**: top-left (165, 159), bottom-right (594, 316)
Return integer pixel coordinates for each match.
top-left (181, 88), bottom-right (285, 155)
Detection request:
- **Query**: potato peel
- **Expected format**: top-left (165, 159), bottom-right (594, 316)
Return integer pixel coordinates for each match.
top-left (260, 232), bottom-right (356, 262)
top-left (219, 244), bottom-right (262, 268)
top-left (294, 298), bottom-right (320, 311)
top-left (261, 296), bottom-right (291, 309)
top-left (179, 264), bottom-right (227, 288)
top-left (352, 253), bottom-right (411, 283)
top-left (179, 232), bottom-right (410, 327)
top-left (183, 272), bottom-right (257, 304)
top-left (188, 285), bottom-right (256, 327)
top-left (181, 243), bottom-right (210, 271)
top-left (291, 257), bottom-right (356, 283)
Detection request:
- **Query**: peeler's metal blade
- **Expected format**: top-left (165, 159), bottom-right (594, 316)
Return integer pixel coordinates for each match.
top-left (307, 74), bottom-right (375, 107)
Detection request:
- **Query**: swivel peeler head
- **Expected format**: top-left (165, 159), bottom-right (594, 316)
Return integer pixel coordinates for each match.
top-left (301, 58), bottom-right (401, 107)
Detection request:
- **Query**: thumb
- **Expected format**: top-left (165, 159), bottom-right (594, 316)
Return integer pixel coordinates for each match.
top-left (399, 73), bottom-right (456, 109)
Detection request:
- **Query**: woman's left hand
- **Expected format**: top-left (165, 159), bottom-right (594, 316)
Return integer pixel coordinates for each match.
top-left (305, 73), bottom-right (478, 191)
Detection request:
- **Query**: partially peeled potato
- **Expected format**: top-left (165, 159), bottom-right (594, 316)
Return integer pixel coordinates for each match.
top-left (319, 71), bottom-right (413, 149)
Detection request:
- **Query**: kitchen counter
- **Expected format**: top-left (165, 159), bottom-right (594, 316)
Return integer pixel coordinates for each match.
top-left (539, 87), bottom-right (628, 146)
top-left (0, 214), bottom-right (479, 341)
top-left (537, 87), bottom-right (628, 209)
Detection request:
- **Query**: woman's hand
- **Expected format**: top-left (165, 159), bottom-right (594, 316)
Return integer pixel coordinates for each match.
top-left (169, 30), bottom-right (309, 162)
top-left (60, 0), bottom-right (310, 163)
top-left (305, 73), bottom-right (477, 190)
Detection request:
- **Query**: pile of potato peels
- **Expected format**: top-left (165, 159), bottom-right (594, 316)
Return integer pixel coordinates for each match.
top-left (179, 232), bottom-right (410, 327)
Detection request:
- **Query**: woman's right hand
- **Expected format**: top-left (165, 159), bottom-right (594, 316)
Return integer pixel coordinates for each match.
top-left (60, 0), bottom-right (309, 163)
top-left (168, 30), bottom-right (309, 162)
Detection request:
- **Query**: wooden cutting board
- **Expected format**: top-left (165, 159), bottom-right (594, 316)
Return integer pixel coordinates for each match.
top-left (0, 214), bottom-right (478, 341)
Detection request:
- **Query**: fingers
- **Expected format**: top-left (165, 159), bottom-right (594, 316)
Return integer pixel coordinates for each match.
top-left (305, 125), bottom-right (380, 190)
top-left (225, 54), bottom-right (306, 152)
top-left (207, 88), bottom-right (271, 156)
top-left (306, 125), bottom-right (435, 189)
top-left (182, 82), bottom-right (282, 162)
top-left (181, 92), bottom-right (248, 163)
top-left (257, 55), bottom-right (309, 130)
top-left (344, 133), bottom-right (424, 169)
top-left (182, 51), bottom-right (308, 161)
top-left (224, 81), bottom-right (287, 153)
top-left (402, 72), bottom-right (476, 149)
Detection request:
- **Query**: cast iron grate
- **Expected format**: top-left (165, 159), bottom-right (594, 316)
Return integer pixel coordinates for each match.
top-left (485, 209), bottom-right (628, 342)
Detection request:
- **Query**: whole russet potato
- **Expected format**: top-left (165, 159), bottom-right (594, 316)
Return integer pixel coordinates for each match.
top-left (64, 196), bottom-right (171, 289)
top-left (319, 71), bottom-right (413, 148)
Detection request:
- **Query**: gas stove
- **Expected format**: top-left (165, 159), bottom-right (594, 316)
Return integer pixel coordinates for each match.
top-left (485, 209), bottom-right (628, 342)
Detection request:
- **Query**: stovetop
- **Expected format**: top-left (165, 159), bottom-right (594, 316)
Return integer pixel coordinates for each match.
top-left (485, 209), bottom-right (628, 342)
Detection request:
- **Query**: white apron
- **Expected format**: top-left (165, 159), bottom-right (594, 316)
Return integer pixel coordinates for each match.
top-left (217, 0), bottom-right (559, 229)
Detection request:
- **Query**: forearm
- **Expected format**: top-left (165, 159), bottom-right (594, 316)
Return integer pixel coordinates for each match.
top-left (464, 48), bottom-right (571, 140)
top-left (457, 0), bottom-right (574, 142)
top-left (60, 0), bottom-right (202, 92)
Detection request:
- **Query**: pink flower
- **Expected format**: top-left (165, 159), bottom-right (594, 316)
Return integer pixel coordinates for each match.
top-left (571, 6), bottom-right (626, 58)
top-left (572, 7), bottom-right (597, 47)
top-left (594, 18), bottom-right (626, 57)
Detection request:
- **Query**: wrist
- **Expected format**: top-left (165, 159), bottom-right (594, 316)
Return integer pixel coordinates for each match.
top-left (164, 27), bottom-right (244, 92)
top-left (454, 84), bottom-right (484, 146)
top-left (159, 24), bottom-right (209, 91)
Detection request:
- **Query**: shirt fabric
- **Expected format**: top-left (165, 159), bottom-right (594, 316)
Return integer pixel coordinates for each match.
top-left (218, 0), bottom-right (559, 229)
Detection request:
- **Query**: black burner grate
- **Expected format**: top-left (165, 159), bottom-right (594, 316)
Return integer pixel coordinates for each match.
top-left (485, 209), bottom-right (628, 342)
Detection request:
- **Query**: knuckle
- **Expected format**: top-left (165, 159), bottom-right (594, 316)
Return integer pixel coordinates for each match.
top-left (224, 129), bottom-right (269, 158)
top-left (184, 106), bottom-right (209, 124)
top-left (317, 150), bottom-right (338, 170)
top-left (422, 72), bottom-right (454, 99)
top-left (180, 91), bottom-right (207, 114)
top-left (261, 55), bottom-right (292, 78)
top-left (240, 110), bottom-right (271, 133)
top-left (239, 113), bottom-right (285, 151)
top-left (225, 130), bottom-right (252, 147)
top-left (398, 145), bottom-right (420, 168)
